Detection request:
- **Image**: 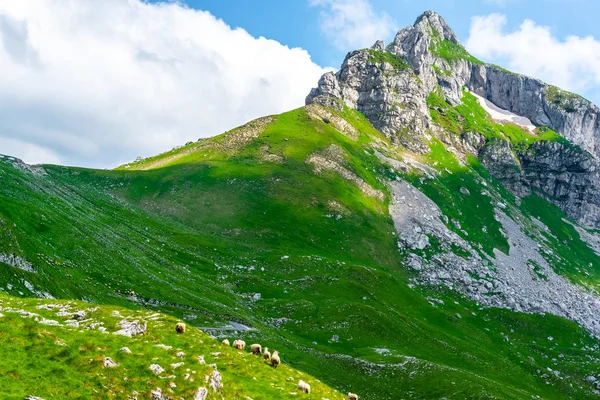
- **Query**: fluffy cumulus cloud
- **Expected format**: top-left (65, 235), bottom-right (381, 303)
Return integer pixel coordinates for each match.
top-left (0, 0), bottom-right (328, 168)
top-left (309, 0), bottom-right (396, 50)
top-left (466, 14), bottom-right (600, 101)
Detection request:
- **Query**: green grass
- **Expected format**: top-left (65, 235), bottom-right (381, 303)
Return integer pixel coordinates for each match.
top-left (520, 194), bottom-right (600, 284)
top-left (366, 49), bottom-right (410, 71)
top-left (430, 38), bottom-right (483, 65)
top-left (2, 104), bottom-right (600, 399)
top-left (432, 64), bottom-right (452, 77)
top-left (0, 294), bottom-right (342, 399)
top-left (427, 89), bottom-right (570, 151)
top-left (545, 85), bottom-right (586, 113)
top-left (403, 139), bottom-right (509, 255)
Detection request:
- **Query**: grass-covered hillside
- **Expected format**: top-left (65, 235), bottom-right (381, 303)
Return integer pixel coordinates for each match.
top-left (0, 293), bottom-right (341, 399)
top-left (2, 100), bottom-right (600, 399)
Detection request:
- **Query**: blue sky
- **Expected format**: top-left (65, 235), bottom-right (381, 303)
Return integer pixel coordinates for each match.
top-left (176, 0), bottom-right (599, 67)
top-left (1, 0), bottom-right (600, 167)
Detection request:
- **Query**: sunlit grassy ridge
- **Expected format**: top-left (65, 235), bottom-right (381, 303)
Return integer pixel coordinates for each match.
top-left (2, 103), bottom-right (600, 398)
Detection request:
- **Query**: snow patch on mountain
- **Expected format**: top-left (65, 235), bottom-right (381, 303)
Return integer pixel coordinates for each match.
top-left (470, 91), bottom-right (537, 132)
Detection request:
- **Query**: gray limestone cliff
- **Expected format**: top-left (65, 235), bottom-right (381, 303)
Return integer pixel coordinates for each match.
top-left (307, 10), bottom-right (600, 229)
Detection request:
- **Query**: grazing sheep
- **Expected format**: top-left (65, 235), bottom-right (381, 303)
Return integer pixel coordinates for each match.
top-left (175, 322), bottom-right (186, 334)
top-left (348, 393), bottom-right (359, 400)
top-left (297, 380), bottom-right (311, 394)
top-left (250, 343), bottom-right (262, 355)
top-left (270, 350), bottom-right (280, 368)
top-left (263, 347), bottom-right (271, 360)
top-left (222, 338), bottom-right (230, 346)
top-left (232, 339), bottom-right (246, 350)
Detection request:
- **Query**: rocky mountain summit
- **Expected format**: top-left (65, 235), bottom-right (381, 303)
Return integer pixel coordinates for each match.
top-left (307, 9), bottom-right (600, 345)
top-left (307, 10), bottom-right (600, 229)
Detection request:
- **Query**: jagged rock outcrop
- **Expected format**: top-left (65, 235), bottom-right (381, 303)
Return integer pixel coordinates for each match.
top-left (517, 141), bottom-right (600, 228)
top-left (389, 11), bottom-right (600, 157)
top-left (479, 139), bottom-right (522, 187)
top-left (387, 10), bottom-right (465, 102)
top-left (309, 10), bottom-right (600, 156)
top-left (306, 43), bottom-right (431, 152)
top-left (468, 67), bottom-right (600, 157)
top-left (307, 10), bottom-right (600, 229)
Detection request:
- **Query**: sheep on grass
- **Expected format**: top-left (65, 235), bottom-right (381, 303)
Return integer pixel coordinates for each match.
top-left (297, 380), bottom-right (311, 394)
top-left (250, 343), bottom-right (262, 355)
top-left (232, 339), bottom-right (246, 350)
top-left (221, 338), bottom-right (230, 346)
top-left (263, 347), bottom-right (271, 360)
top-left (270, 350), bottom-right (280, 368)
top-left (175, 322), bottom-right (186, 334)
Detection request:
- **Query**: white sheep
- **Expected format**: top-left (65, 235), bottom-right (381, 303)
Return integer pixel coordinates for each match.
top-left (175, 322), bottom-right (186, 334)
top-left (232, 339), bottom-right (246, 350)
top-left (348, 393), bottom-right (359, 400)
top-left (271, 350), bottom-right (280, 368)
top-left (250, 343), bottom-right (262, 355)
top-left (221, 338), bottom-right (230, 346)
top-left (297, 379), bottom-right (311, 394)
top-left (263, 347), bottom-right (271, 360)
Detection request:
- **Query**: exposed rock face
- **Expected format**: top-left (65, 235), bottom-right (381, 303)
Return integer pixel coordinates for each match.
top-left (389, 178), bottom-right (600, 337)
top-left (390, 11), bottom-right (600, 157)
top-left (468, 66), bottom-right (600, 157)
top-left (307, 10), bottom-right (600, 229)
top-left (306, 45), bottom-right (431, 152)
top-left (388, 10), bottom-right (464, 101)
top-left (479, 139), bottom-right (521, 183)
top-left (517, 141), bottom-right (600, 228)
top-left (308, 9), bottom-right (600, 156)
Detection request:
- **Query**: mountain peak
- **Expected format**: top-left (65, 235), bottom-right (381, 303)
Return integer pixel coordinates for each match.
top-left (385, 10), bottom-right (462, 82)
top-left (413, 10), bottom-right (460, 45)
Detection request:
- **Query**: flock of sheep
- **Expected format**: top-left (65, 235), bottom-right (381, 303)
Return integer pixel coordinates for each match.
top-left (175, 323), bottom-right (359, 399)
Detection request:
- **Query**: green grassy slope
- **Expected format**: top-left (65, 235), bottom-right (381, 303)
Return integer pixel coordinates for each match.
top-left (0, 293), bottom-right (342, 399)
top-left (2, 104), bottom-right (600, 399)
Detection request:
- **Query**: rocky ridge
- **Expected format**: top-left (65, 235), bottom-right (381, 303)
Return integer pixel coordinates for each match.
top-left (307, 10), bottom-right (600, 230)
top-left (307, 10), bottom-right (600, 338)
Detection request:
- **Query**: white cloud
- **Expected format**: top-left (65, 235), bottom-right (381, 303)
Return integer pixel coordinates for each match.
top-left (466, 14), bottom-right (600, 100)
top-left (0, 137), bottom-right (61, 165)
top-left (309, 0), bottom-right (396, 50)
top-left (0, 0), bottom-right (328, 168)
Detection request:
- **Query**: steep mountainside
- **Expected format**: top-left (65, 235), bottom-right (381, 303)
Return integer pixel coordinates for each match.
top-left (307, 10), bottom-right (600, 230)
top-left (3, 10), bottom-right (600, 400)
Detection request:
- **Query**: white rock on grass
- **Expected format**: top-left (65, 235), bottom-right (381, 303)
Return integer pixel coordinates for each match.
top-left (103, 357), bottom-right (119, 368)
top-left (209, 368), bottom-right (223, 393)
top-left (195, 387), bottom-right (209, 400)
top-left (149, 364), bottom-right (165, 375)
top-left (120, 347), bottom-right (132, 354)
top-left (114, 319), bottom-right (146, 337)
top-left (151, 388), bottom-right (170, 400)
top-left (39, 318), bottom-right (60, 326)
top-left (72, 310), bottom-right (86, 320)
